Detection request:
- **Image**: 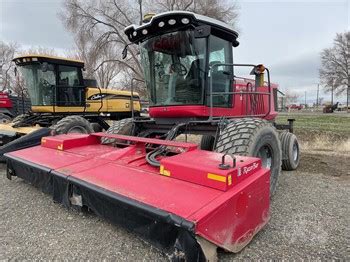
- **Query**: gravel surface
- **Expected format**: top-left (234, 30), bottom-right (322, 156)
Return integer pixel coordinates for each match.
top-left (1, 155), bottom-right (349, 260)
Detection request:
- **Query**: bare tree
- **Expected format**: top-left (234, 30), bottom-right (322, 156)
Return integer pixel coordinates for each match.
top-left (0, 41), bottom-right (18, 91)
top-left (19, 46), bottom-right (58, 57)
top-left (60, 0), bottom-right (143, 86)
top-left (59, 0), bottom-right (239, 93)
top-left (320, 32), bottom-right (350, 109)
top-left (69, 33), bottom-right (122, 88)
top-left (0, 41), bottom-right (28, 98)
top-left (149, 0), bottom-right (238, 23)
top-left (285, 90), bottom-right (301, 105)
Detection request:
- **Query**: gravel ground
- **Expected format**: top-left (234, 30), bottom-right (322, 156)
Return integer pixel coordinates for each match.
top-left (1, 154), bottom-right (349, 261)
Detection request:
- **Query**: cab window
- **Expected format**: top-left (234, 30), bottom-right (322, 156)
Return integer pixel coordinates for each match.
top-left (58, 65), bottom-right (81, 86)
top-left (56, 65), bottom-right (84, 106)
top-left (208, 35), bottom-right (233, 107)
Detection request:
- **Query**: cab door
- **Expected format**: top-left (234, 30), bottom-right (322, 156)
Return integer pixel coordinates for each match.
top-left (55, 65), bottom-right (85, 110)
top-left (208, 35), bottom-right (233, 109)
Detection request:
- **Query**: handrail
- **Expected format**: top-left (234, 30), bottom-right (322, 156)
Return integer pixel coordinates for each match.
top-left (208, 63), bottom-right (272, 120)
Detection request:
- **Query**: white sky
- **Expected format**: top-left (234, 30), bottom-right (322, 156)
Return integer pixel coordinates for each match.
top-left (1, 0), bottom-right (349, 103)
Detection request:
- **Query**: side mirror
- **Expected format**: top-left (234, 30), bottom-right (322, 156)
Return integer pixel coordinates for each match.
top-left (122, 45), bottom-right (128, 59)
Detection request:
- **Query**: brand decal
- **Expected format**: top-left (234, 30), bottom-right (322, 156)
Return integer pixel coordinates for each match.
top-left (89, 94), bottom-right (107, 100)
top-left (238, 162), bottom-right (259, 177)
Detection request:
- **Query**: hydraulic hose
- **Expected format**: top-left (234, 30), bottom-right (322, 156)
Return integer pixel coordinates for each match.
top-left (145, 123), bottom-right (186, 167)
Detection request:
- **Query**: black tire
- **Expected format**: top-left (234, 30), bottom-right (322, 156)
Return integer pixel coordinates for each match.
top-left (200, 135), bottom-right (215, 151)
top-left (101, 118), bottom-right (133, 144)
top-left (280, 132), bottom-right (300, 171)
top-left (52, 116), bottom-right (94, 134)
top-left (215, 118), bottom-right (282, 196)
top-left (0, 113), bottom-right (12, 124)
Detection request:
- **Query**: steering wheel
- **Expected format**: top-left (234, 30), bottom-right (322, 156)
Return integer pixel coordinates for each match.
top-left (170, 63), bottom-right (188, 76)
top-left (40, 78), bottom-right (51, 88)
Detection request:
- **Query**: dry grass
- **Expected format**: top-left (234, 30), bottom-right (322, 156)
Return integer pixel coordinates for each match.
top-left (176, 132), bottom-right (350, 154)
top-left (301, 134), bottom-right (350, 154)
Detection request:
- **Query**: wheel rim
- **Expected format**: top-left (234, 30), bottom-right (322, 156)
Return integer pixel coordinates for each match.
top-left (257, 145), bottom-right (273, 169)
top-left (67, 126), bottom-right (88, 134)
top-left (293, 141), bottom-right (299, 162)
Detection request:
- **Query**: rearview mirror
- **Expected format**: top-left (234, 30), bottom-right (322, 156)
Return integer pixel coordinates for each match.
top-left (122, 45), bottom-right (128, 59)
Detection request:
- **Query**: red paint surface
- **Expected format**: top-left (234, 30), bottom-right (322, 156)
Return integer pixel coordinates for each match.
top-left (149, 81), bottom-right (278, 120)
top-left (0, 92), bottom-right (13, 108)
top-left (8, 133), bottom-right (270, 251)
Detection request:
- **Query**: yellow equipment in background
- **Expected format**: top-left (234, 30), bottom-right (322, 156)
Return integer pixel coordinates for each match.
top-left (13, 55), bottom-right (140, 116)
top-left (0, 55), bottom-right (141, 157)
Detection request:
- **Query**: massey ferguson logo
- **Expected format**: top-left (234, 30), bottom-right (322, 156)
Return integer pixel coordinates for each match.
top-left (238, 162), bottom-right (259, 177)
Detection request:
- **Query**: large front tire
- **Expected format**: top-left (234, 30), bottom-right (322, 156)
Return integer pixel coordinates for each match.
top-left (52, 116), bottom-right (94, 134)
top-left (215, 118), bottom-right (282, 196)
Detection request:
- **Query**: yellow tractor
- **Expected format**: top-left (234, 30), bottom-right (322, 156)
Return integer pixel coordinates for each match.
top-left (0, 55), bottom-right (140, 159)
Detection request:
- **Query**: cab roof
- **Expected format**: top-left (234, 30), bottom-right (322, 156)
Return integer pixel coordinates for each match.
top-left (13, 55), bottom-right (84, 67)
top-left (125, 11), bottom-right (239, 46)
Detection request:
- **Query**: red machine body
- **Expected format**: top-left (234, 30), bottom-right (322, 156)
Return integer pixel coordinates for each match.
top-left (0, 92), bottom-right (13, 108)
top-left (6, 133), bottom-right (270, 258)
top-left (149, 79), bottom-right (279, 121)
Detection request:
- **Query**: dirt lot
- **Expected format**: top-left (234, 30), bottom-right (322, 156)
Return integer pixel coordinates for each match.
top-left (1, 113), bottom-right (349, 260)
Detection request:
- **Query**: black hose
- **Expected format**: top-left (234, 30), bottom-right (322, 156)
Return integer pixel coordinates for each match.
top-left (145, 123), bottom-right (186, 167)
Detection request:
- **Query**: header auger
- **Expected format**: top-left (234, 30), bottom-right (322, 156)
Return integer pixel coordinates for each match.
top-left (5, 11), bottom-right (300, 261)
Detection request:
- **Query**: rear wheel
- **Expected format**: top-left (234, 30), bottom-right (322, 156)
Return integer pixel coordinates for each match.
top-left (101, 118), bottom-right (133, 144)
top-left (280, 132), bottom-right (300, 170)
top-left (200, 135), bottom-right (215, 151)
top-left (215, 118), bottom-right (282, 196)
top-left (52, 116), bottom-right (94, 134)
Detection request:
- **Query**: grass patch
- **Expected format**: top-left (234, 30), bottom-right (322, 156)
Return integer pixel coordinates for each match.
top-left (276, 113), bottom-right (350, 135)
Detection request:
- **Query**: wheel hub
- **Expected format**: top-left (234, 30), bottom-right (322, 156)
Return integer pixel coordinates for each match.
top-left (257, 145), bottom-right (273, 170)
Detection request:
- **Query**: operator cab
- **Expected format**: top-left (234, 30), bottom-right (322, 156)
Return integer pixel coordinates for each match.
top-left (125, 11), bottom-right (242, 118)
top-left (13, 55), bottom-right (86, 108)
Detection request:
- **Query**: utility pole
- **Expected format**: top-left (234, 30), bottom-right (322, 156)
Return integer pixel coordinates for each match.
top-left (316, 83), bottom-right (319, 108)
top-left (304, 91), bottom-right (307, 107)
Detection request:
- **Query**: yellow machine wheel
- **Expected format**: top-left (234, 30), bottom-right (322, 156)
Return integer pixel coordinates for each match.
top-left (52, 116), bottom-right (94, 134)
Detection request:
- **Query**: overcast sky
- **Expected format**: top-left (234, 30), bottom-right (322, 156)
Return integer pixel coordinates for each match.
top-left (1, 0), bottom-right (349, 103)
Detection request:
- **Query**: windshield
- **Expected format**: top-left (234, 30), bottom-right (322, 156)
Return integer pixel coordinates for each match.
top-left (19, 63), bottom-right (55, 106)
top-left (140, 30), bottom-right (207, 106)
